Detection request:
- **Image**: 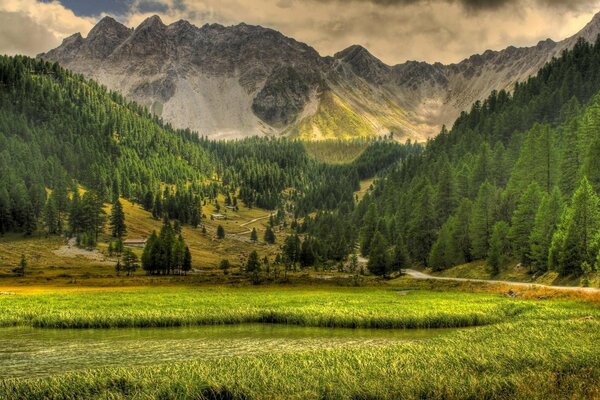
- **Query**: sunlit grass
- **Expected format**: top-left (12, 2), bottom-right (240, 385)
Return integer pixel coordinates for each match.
top-left (0, 290), bottom-right (598, 399)
top-left (0, 287), bottom-right (523, 329)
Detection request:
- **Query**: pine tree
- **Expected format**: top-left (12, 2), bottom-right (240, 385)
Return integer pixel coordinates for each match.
top-left (470, 181), bottom-right (497, 259)
top-left (14, 254), bottom-right (27, 276)
top-left (109, 199), bottom-right (126, 238)
top-left (529, 187), bottom-right (564, 273)
top-left (550, 177), bottom-right (600, 275)
top-left (453, 198), bottom-right (473, 262)
top-left (44, 196), bottom-right (60, 235)
top-left (219, 259), bottom-right (231, 275)
top-left (428, 216), bottom-right (462, 271)
top-left (217, 225), bottom-right (225, 239)
top-left (69, 189), bottom-right (82, 235)
top-left (367, 231), bottom-right (391, 277)
top-left (0, 188), bottom-right (11, 235)
top-left (122, 249), bottom-right (139, 276)
top-left (246, 250), bottom-right (262, 283)
top-left (360, 204), bottom-right (378, 256)
top-left (434, 158), bottom-right (458, 224)
top-left (488, 221), bottom-right (510, 275)
top-left (407, 182), bottom-right (437, 265)
top-left (250, 227), bottom-right (258, 242)
top-left (509, 182), bottom-right (542, 265)
top-left (264, 226), bottom-right (276, 244)
top-left (182, 246), bottom-right (192, 275)
top-left (142, 231), bottom-right (159, 275)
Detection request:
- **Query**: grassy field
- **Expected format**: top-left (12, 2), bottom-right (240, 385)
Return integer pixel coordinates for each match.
top-left (0, 283), bottom-right (598, 399)
top-left (0, 286), bottom-right (523, 329)
top-left (0, 194), bottom-right (281, 282)
top-left (302, 140), bottom-right (368, 164)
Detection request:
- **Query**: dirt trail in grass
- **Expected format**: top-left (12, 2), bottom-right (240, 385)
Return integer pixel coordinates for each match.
top-left (236, 214), bottom-right (272, 235)
top-left (403, 269), bottom-right (600, 292)
top-left (53, 238), bottom-right (114, 265)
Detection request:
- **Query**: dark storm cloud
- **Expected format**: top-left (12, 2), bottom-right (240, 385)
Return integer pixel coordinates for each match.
top-left (320, 0), bottom-right (596, 12)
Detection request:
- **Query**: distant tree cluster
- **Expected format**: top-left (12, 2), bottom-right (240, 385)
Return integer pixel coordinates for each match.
top-left (142, 220), bottom-right (192, 275)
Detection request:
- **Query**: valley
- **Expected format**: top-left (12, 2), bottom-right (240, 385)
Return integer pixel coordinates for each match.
top-left (2, 4), bottom-right (600, 399)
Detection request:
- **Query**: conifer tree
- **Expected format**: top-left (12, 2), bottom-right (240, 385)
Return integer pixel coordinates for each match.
top-left (407, 182), bottom-right (437, 265)
top-left (529, 187), bottom-right (564, 273)
top-left (217, 225), bottom-right (225, 239)
top-left (488, 221), bottom-right (510, 275)
top-left (509, 182), bottom-right (542, 265)
top-left (109, 199), bottom-right (126, 238)
top-left (250, 227), bottom-right (258, 242)
top-left (470, 181), bottom-right (497, 259)
top-left (549, 177), bottom-right (600, 275)
top-left (367, 231), bottom-right (391, 277)
top-left (264, 226), bottom-right (276, 244)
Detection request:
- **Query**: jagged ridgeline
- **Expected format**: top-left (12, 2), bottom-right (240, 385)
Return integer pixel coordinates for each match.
top-left (0, 55), bottom-right (419, 235)
top-left (356, 37), bottom-right (600, 277)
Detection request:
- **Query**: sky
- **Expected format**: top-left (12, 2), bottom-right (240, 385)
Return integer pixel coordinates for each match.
top-left (2, 0), bottom-right (600, 64)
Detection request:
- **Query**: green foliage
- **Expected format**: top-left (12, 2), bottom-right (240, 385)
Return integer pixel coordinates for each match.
top-left (357, 37), bottom-right (600, 276)
top-left (141, 221), bottom-right (191, 275)
top-left (488, 221), bottom-right (510, 275)
top-left (529, 187), bottom-right (564, 273)
top-left (549, 177), bottom-right (600, 275)
top-left (508, 182), bottom-right (542, 265)
top-left (109, 199), bottom-right (126, 238)
top-left (219, 259), bottom-right (231, 275)
top-left (264, 226), bottom-right (276, 244)
top-left (216, 225), bottom-right (225, 240)
top-left (367, 231), bottom-right (391, 277)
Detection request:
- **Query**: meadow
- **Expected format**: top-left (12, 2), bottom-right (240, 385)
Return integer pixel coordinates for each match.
top-left (0, 286), bottom-right (522, 329)
top-left (0, 283), bottom-right (598, 399)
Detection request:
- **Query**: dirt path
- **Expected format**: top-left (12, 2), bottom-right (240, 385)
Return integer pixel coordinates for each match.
top-left (235, 214), bottom-right (272, 235)
top-left (53, 238), bottom-right (114, 265)
top-left (239, 214), bottom-right (272, 228)
top-left (403, 269), bottom-right (600, 292)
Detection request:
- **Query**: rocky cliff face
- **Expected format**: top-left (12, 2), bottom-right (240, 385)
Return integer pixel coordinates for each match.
top-left (40, 13), bottom-right (600, 141)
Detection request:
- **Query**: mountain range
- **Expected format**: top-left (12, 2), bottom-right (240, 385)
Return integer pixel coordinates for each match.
top-left (40, 12), bottom-right (600, 141)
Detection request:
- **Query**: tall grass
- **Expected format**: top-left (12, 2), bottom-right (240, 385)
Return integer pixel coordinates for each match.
top-left (1, 318), bottom-right (598, 399)
top-left (0, 287), bottom-right (523, 329)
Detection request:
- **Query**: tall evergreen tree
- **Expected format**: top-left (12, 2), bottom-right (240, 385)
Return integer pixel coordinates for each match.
top-left (549, 177), bottom-right (600, 275)
top-left (509, 182), bottom-right (542, 265)
top-left (109, 199), bottom-right (126, 238)
top-left (469, 181), bottom-right (498, 259)
top-left (529, 187), bottom-right (564, 273)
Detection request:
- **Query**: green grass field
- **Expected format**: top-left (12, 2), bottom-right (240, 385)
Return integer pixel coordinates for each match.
top-left (0, 286), bottom-right (523, 329)
top-left (0, 283), bottom-right (598, 399)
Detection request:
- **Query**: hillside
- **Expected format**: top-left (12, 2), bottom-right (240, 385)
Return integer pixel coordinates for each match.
top-left (355, 37), bottom-right (600, 286)
top-left (0, 55), bottom-right (420, 276)
top-left (40, 12), bottom-right (600, 141)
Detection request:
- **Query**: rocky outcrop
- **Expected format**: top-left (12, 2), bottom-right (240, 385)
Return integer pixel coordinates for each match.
top-left (40, 12), bottom-right (600, 141)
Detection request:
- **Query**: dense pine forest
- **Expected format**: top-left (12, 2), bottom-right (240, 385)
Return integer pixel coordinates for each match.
top-left (356, 37), bottom-right (600, 277)
top-left (0, 55), bottom-right (418, 259)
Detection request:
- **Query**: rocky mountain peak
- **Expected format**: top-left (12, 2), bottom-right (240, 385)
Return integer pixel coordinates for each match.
top-left (334, 44), bottom-right (390, 83)
top-left (137, 15), bottom-right (166, 31)
top-left (87, 16), bottom-right (130, 40)
top-left (40, 12), bottom-right (600, 141)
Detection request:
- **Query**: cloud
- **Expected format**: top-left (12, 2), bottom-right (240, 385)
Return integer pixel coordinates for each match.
top-left (0, 0), bottom-right (94, 56)
top-left (118, 0), bottom-right (600, 64)
top-left (3, 0), bottom-right (600, 65)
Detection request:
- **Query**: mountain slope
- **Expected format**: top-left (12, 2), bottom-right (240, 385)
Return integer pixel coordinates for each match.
top-left (355, 36), bottom-right (600, 280)
top-left (40, 13), bottom-right (600, 141)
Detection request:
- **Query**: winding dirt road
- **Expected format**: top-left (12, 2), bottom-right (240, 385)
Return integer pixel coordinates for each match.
top-left (403, 269), bottom-right (600, 293)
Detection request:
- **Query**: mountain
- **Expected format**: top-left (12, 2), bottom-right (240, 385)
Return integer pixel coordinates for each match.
top-left (40, 13), bottom-right (600, 141)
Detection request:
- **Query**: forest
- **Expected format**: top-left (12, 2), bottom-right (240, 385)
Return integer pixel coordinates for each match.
top-left (0, 55), bottom-right (418, 269)
top-left (355, 37), bottom-right (600, 278)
